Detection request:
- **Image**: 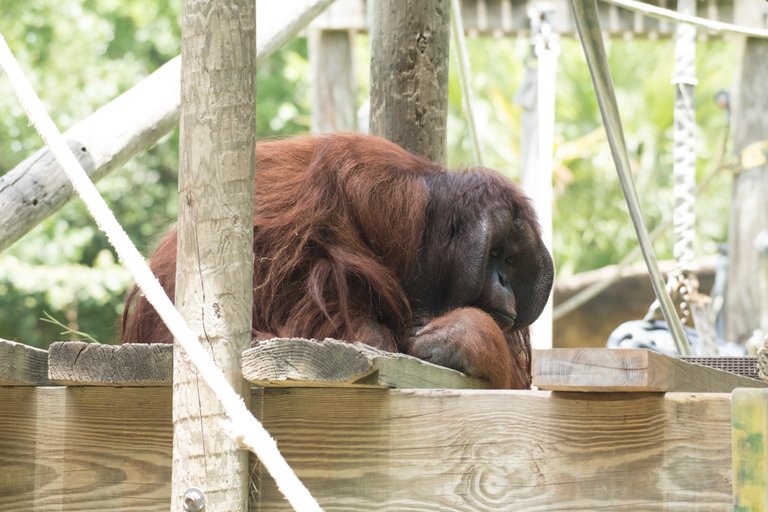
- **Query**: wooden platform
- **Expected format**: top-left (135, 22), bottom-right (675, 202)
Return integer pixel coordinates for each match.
top-left (1, 339), bottom-right (765, 510)
top-left (0, 386), bottom-right (733, 511)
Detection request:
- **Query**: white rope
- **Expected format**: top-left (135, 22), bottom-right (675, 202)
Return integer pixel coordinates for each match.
top-left (0, 34), bottom-right (322, 512)
top-left (601, 0), bottom-right (768, 39)
top-left (671, 0), bottom-right (697, 275)
top-left (451, 0), bottom-right (484, 166)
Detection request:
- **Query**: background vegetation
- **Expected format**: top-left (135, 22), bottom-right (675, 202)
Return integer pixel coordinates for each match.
top-left (0, 0), bottom-right (737, 347)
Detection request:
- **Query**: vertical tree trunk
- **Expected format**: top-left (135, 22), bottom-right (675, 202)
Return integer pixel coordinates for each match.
top-left (309, 29), bottom-right (357, 133)
top-left (173, 0), bottom-right (256, 509)
top-left (369, 0), bottom-right (451, 163)
top-left (725, 37), bottom-right (768, 344)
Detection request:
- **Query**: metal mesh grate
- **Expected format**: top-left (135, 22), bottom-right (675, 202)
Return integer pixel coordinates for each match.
top-left (679, 356), bottom-right (760, 380)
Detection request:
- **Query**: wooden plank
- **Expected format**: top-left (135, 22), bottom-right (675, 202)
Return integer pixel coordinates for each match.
top-left (732, 387), bottom-right (768, 511)
top-left (48, 341), bottom-right (172, 386)
top-left (532, 348), bottom-right (768, 392)
top-left (242, 337), bottom-right (488, 389)
top-left (252, 388), bottom-right (732, 511)
top-left (0, 386), bottom-right (733, 510)
top-left (0, 338), bottom-right (50, 385)
top-left (0, 387), bottom-right (172, 512)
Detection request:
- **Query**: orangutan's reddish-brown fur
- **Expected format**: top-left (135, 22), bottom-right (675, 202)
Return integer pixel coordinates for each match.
top-left (121, 134), bottom-right (554, 389)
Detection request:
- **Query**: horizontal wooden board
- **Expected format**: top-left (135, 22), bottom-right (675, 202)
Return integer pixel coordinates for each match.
top-left (533, 348), bottom-right (768, 392)
top-left (0, 338), bottom-right (50, 386)
top-left (243, 337), bottom-right (488, 389)
top-left (0, 387), bottom-right (733, 511)
top-left (48, 341), bottom-right (172, 386)
top-left (252, 388), bottom-right (733, 511)
top-left (0, 386), bottom-right (172, 512)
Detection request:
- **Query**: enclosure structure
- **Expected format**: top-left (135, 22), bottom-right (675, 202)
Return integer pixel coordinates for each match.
top-left (1, 338), bottom-right (768, 510)
top-left (2, 0), bottom-right (768, 510)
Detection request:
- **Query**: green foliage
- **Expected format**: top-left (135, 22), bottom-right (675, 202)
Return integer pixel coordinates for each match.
top-left (446, 36), bottom-right (735, 277)
top-left (0, 1), bottom-right (737, 348)
top-left (0, 0), bottom-right (309, 347)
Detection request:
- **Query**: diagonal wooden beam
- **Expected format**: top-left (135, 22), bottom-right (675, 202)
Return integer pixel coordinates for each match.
top-left (0, 0), bottom-right (336, 252)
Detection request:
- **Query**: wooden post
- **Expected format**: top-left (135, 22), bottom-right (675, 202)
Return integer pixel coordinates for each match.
top-left (309, 29), bottom-right (357, 133)
top-left (725, 37), bottom-right (768, 344)
top-left (174, 0), bottom-right (255, 509)
top-left (369, 0), bottom-right (451, 163)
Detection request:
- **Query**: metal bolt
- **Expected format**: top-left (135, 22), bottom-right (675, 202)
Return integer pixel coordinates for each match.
top-left (183, 487), bottom-right (205, 512)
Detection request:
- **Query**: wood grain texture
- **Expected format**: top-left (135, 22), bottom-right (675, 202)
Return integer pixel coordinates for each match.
top-left (0, 338), bottom-right (50, 385)
top-left (0, 387), bottom-right (172, 512)
top-left (732, 387), bottom-right (768, 512)
top-left (369, 0), bottom-right (450, 163)
top-left (0, 386), bottom-right (733, 511)
top-left (532, 348), bottom-right (768, 392)
top-left (174, 0), bottom-right (256, 506)
top-left (251, 388), bottom-right (732, 511)
top-left (243, 337), bottom-right (488, 389)
top-left (48, 341), bottom-right (172, 386)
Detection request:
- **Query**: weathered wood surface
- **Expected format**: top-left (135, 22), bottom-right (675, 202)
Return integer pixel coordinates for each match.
top-left (0, 387), bottom-right (172, 512)
top-left (0, 338), bottom-right (50, 386)
top-left (173, 0), bottom-right (256, 506)
top-left (48, 341), bottom-right (172, 385)
top-left (0, 386), bottom-right (733, 511)
top-left (243, 337), bottom-right (488, 389)
top-left (369, 0), bottom-right (451, 163)
top-left (252, 388), bottom-right (732, 511)
top-left (732, 387), bottom-right (768, 512)
top-left (533, 348), bottom-right (768, 392)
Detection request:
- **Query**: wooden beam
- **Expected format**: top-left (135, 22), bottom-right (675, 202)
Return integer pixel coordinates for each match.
top-left (532, 348), bottom-right (768, 392)
top-left (308, 29), bottom-right (357, 133)
top-left (48, 341), bottom-right (172, 386)
top-left (0, 386), bottom-right (733, 510)
top-left (0, 0), bottom-right (335, 252)
top-left (173, 0), bottom-right (256, 506)
top-left (242, 337), bottom-right (488, 389)
top-left (732, 387), bottom-right (768, 511)
top-left (369, 0), bottom-right (451, 163)
top-left (251, 388), bottom-right (732, 510)
top-left (0, 338), bottom-right (50, 386)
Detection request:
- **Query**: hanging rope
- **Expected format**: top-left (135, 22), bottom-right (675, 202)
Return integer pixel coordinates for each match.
top-left (671, 0), bottom-right (697, 279)
top-left (641, 0), bottom-right (720, 355)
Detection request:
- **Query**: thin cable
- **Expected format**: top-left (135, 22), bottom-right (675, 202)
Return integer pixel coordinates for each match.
top-left (568, 0), bottom-right (692, 355)
top-left (601, 0), bottom-right (768, 39)
top-left (451, 0), bottom-right (484, 165)
top-left (0, 34), bottom-right (322, 512)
